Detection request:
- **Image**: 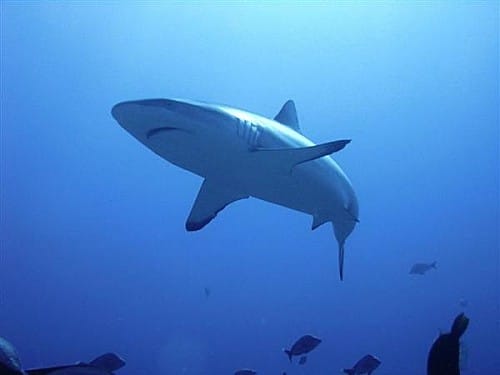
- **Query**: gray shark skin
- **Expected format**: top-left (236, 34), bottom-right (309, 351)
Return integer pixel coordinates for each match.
top-left (112, 98), bottom-right (359, 280)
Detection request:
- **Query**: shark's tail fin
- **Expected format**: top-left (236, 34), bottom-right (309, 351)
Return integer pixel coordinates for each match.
top-left (332, 220), bottom-right (355, 282)
top-left (283, 349), bottom-right (293, 362)
top-left (338, 242), bottom-right (345, 281)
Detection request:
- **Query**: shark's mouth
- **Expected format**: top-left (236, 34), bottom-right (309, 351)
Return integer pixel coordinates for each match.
top-left (146, 126), bottom-right (186, 139)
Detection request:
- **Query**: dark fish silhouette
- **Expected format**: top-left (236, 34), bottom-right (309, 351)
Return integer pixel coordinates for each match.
top-left (284, 335), bottom-right (321, 362)
top-left (1, 337), bottom-right (125, 375)
top-left (25, 353), bottom-right (125, 374)
top-left (343, 354), bottom-right (381, 374)
top-left (0, 337), bottom-right (24, 375)
top-left (0, 363), bottom-right (23, 375)
top-left (204, 287), bottom-right (211, 298)
top-left (298, 356), bottom-right (307, 365)
top-left (427, 312), bottom-right (469, 375)
top-left (410, 261), bottom-right (437, 275)
top-left (234, 369), bottom-right (256, 375)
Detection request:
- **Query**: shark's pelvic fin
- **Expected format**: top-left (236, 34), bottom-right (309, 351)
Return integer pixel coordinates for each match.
top-left (186, 179), bottom-right (249, 231)
top-left (274, 100), bottom-right (301, 133)
top-left (312, 213), bottom-right (330, 230)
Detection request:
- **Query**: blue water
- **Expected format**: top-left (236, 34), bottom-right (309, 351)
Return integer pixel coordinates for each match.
top-left (1, 2), bottom-right (498, 374)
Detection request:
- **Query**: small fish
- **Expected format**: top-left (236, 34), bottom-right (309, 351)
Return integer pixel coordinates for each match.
top-left (343, 354), bottom-right (381, 375)
top-left (427, 312), bottom-right (469, 375)
top-left (204, 287), bottom-right (211, 298)
top-left (26, 353), bottom-right (125, 375)
top-left (234, 369), bottom-right (256, 375)
top-left (409, 261), bottom-right (437, 275)
top-left (283, 335), bottom-right (321, 362)
top-left (1, 338), bottom-right (125, 375)
top-left (298, 356), bottom-right (307, 365)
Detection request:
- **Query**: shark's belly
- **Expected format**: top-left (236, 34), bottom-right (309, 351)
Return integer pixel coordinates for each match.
top-left (144, 128), bottom-right (351, 221)
top-left (240, 158), bottom-right (345, 218)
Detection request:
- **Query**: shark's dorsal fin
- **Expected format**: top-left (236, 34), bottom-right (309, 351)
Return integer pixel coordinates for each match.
top-left (274, 100), bottom-right (301, 133)
top-left (186, 179), bottom-right (249, 231)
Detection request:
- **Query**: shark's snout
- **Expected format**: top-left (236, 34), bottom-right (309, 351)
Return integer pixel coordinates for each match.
top-left (112, 99), bottom-right (197, 123)
top-left (111, 101), bottom-right (161, 139)
top-left (111, 102), bottom-right (125, 120)
top-left (111, 101), bottom-right (142, 122)
top-left (112, 99), bottom-right (198, 142)
top-left (112, 99), bottom-right (171, 117)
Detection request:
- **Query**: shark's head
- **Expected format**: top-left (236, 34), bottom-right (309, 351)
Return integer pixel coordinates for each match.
top-left (111, 98), bottom-right (234, 177)
top-left (112, 99), bottom-right (194, 140)
top-left (112, 99), bottom-right (225, 141)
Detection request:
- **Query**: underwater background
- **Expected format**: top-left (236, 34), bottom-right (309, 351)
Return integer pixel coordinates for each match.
top-left (1, 2), bottom-right (498, 374)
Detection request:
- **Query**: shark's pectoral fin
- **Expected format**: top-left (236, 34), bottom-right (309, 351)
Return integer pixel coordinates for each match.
top-left (186, 179), bottom-right (249, 231)
top-left (253, 139), bottom-right (351, 173)
top-left (291, 140), bottom-right (351, 165)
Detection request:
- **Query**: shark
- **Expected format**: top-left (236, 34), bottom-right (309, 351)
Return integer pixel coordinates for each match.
top-left (111, 98), bottom-right (359, 280)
